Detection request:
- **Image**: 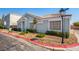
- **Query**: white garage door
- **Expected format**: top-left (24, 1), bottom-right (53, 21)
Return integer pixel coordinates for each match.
top-left (36, 23), bottom-right (47, 33)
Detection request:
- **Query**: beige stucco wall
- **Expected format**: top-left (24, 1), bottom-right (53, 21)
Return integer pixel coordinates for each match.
top-left (36, 17), bottom-right (70, 33)
top-left (63, 16), bottom-right (70, 32)
top-left (36, 20), bottom-right (48, 33)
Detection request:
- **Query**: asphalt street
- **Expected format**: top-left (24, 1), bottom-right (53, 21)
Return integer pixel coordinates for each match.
top-left (0, 33), bottom-right (50, 51)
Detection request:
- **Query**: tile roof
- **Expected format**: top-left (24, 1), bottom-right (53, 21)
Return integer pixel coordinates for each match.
top-left (18, 13), bottom-right (72, 22)
top-left (42, 14), bottom-right (72, 19)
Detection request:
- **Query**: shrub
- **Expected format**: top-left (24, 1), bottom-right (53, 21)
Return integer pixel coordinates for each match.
top-left (26, 29), bottom-right (37, 33)
top-left (12, 28), bottom-right (21, 31)
top-left (25, 31), bottom-right (29, 33)
top-left (30, 38), bottom-right (39, 41)
top-left (46, 31), bottom-right (69, 38)
top-left (19, 32), bottom-right (26, 35)
top-left (0, 20), bottom-right (4, 29)
top-left (65, 32), bottom-right (69, 38)
top-left (36, 33), bottom-right (46, 38)
top-left (73, 22), bottom-right (79, 26)
top-left (0, 25), bottom-right (4, 29)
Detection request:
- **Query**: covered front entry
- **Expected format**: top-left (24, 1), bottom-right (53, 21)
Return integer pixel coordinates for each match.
top-left (21, 21), bottom-right (25, 31)
top-left (30, 23), bottom-right (33, 29)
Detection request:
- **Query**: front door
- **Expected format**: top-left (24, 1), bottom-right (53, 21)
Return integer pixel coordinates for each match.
top-left (22, 21), bottom-right (25, 31)
top-left (30, 23), bottom-right (33, 29)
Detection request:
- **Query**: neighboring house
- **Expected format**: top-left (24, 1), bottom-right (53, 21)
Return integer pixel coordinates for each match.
top-left (71, 25), bottom-right (79, 30)
top-left (2, 13), bottom-right (22, 28)
top-left (17, 13), bottom-right (71, 33)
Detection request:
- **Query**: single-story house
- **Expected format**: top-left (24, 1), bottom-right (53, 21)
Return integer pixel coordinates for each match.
top-left (17, 13), bottom-right (71, 33)
top-left (71, 25), bottom-right (79, 30)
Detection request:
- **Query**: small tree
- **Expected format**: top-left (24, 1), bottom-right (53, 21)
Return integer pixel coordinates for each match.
top-left (73, 22), bottom-right (79, 26)
top-left (32, 18), bottom-right (37, 30)
top-left (0, 19), bottom-right (4, 29)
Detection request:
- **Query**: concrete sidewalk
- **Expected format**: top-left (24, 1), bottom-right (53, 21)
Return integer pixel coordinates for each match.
top-left (65, 46), bottom-right (79, 51)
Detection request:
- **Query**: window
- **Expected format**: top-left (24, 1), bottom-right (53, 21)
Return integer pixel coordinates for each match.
top-left (50, 21), bottom-right (61, 30)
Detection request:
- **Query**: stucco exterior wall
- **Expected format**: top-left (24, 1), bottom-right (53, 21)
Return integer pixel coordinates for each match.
top-left (36, 20), bottom-right (48, 33)
top-left (36, 17), bottom-right (70, 33)
top-left (17, 13), bottom-right (71, 33)
top-left (63, 17), bottom-right (70, 32)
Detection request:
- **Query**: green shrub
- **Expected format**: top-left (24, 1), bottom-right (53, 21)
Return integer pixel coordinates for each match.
top-left (73, 22), bottom-right (79, 26)
top-left (46, 31), bottom-right (69, 38)
top-left (65, 32), bottom-right (69, 38)
top-left (26, 29), bottom-right (37, 33)
top-left (25, 31), bottom-right (29, 33)
top-left (19, 32), bottom-right (26, 35)
top-left (36, 33), bottom-right (46, 38)
top-left (0, 25), bottom-right (4, 29)
top-left (12, 28), bottom-right (21, 31)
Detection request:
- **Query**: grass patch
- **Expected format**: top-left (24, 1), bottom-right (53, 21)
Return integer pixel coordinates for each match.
top-left (36, 33), bottom-right (46, 38)
top-left (46, 31), bottom-right (69, 38)
top-left (26, 29), bottom-right (37, 33)
top-left (19, 32), bottom-right (26, 35)
top-left (25, 31), bottom-right (29, 33)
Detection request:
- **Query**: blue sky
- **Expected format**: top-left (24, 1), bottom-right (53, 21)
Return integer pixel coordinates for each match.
top-left (0, 8), bottom-right (79, 24)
